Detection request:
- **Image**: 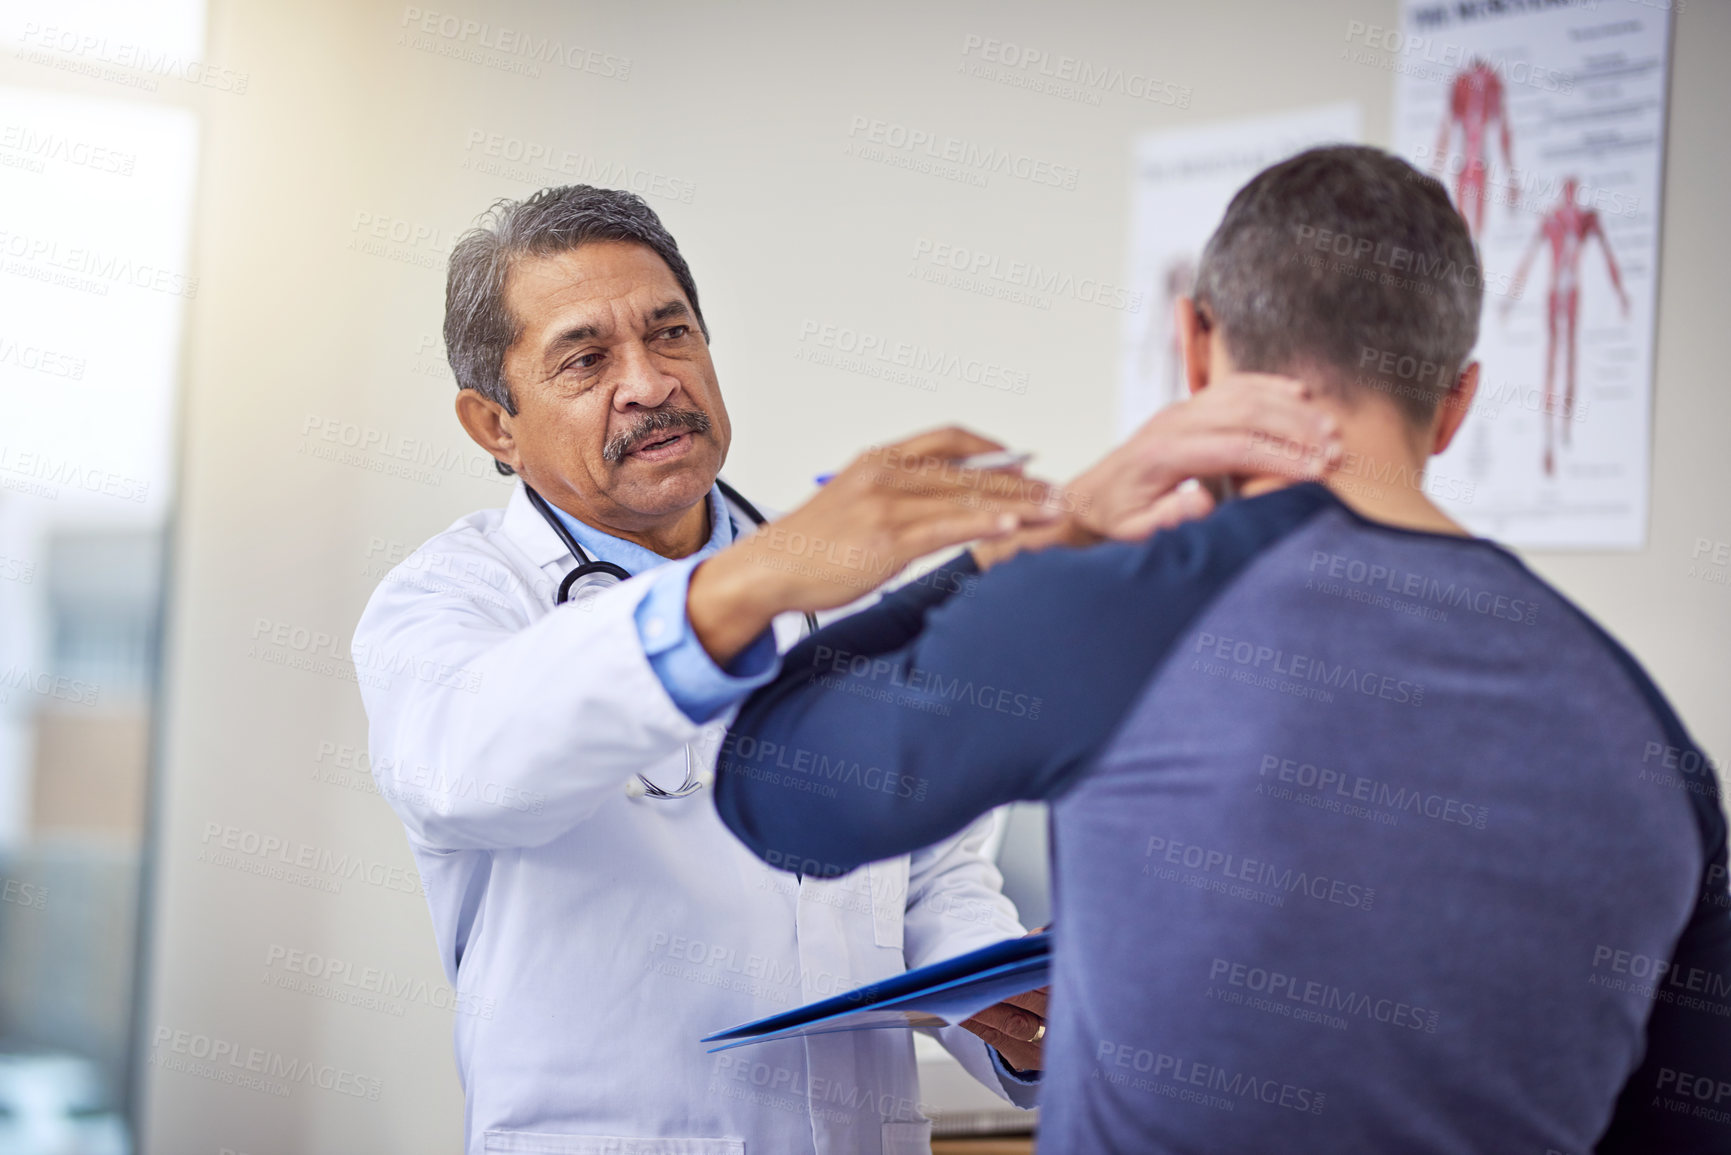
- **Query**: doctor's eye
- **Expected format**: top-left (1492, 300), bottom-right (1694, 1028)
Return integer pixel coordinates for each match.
top-left (565, 352), bottom-right (605, 373)
top-left (657, 325), bottom-right (691, 342)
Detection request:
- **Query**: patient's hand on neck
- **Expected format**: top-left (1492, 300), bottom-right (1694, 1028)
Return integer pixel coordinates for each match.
top-left (1239, 387), bottom-right (1473, 538)
top-left (1178, 297), bottom-right (1481, 540)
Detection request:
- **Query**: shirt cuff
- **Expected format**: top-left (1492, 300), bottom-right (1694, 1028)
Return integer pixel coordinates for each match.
top-left (990, 1045), bottom-right (1042, 1087)
top-left (635, 556), bottom-right (781, 724)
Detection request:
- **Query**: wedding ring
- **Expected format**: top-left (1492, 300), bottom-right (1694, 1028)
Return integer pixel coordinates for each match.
top-left (1030, 1023), bottom-right (1046, 1043)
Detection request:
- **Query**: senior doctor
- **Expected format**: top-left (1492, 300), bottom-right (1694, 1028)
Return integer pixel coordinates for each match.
top-left (354, 184), bottom-right (1338, 1155)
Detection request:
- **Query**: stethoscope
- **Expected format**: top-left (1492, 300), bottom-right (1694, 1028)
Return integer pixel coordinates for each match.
top-left (524, 479), bottom-right (817, 801)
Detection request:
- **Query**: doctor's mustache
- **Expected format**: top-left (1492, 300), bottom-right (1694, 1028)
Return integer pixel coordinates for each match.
top-left (602, 407), bottom-right (714, 463)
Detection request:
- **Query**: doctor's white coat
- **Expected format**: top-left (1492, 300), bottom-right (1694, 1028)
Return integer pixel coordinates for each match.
top-left (353, 482), bottom-right (1036, 1155)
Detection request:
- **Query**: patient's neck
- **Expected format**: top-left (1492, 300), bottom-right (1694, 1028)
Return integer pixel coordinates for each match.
top-left (1239, 396), bottom-right (1471, 538)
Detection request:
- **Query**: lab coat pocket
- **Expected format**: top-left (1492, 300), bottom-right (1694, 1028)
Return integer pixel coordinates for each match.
top-left (881, 1120), bottom-right (934, 1154)
top-left (868, 857), bottom-right (910, 950)
top-left (481, 1133), bottom-right (744, 1155)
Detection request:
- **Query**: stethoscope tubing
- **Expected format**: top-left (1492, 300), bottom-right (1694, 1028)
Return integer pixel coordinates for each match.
top-left (523, 478), bottom-right (818, 800)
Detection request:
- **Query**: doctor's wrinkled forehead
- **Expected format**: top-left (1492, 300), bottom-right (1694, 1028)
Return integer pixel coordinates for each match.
top-left (441, 184), bottom-right (709, 419)
top-left (1194, 144), bottom-right (1481, 426)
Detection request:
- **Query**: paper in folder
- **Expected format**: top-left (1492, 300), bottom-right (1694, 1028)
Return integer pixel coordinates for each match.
top-left (702, 931), bottom-right (1050, 1053)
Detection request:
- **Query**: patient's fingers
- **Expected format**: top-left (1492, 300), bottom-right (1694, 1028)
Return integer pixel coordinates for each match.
top-left (1110, 483), bottom-right (1217, 541)
top-left (1191, 375), bottom-right (1337, 466)
top-left (1157, 430), bottom-right (1334, 487)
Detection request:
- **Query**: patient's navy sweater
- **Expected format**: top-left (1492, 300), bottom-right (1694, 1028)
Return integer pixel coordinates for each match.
top-left (715, 483), bottom-right (1730, 1154)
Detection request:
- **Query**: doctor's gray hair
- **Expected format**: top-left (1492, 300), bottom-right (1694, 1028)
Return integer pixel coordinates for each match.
top-left (1193, 145), bottom-right (1481, 425)
top-left (444, 186), bottom-right (708, 474)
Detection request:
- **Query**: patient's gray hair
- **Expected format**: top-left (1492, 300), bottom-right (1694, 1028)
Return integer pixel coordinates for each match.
top-left (444, 186), bottom-right (707, 473)
top-left (1194, 145), bottom-right (1481, 425)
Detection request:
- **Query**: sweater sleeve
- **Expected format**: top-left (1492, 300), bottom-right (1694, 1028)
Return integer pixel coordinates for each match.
top-left (714, 486), bottom-right (1329, 876)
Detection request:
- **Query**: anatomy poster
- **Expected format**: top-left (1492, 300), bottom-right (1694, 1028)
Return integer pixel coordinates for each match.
top-left (1118, 104), bottom-right (1363, 438)
top-left (1394, 0), bottom-right (1671, 548)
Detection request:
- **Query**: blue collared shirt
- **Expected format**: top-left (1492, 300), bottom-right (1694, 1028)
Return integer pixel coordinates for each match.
top-left (547, 485), bottom-right (781, 723)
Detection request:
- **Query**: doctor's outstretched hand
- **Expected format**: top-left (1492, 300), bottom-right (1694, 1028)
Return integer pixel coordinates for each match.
top-left (687, 426), bottom-right (1058, 665)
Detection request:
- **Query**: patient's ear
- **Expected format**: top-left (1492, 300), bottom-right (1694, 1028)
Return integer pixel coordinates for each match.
top-left (1177, 297), bottom-right (1212, 397)
top-left (1431, 361), bottom-right (1480, 456)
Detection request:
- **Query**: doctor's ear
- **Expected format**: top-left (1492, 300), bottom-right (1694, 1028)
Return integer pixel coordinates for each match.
top-left (456, 388), bottom-right (522, 475)
top-left (1176, 297), bottom-right (1214, 397)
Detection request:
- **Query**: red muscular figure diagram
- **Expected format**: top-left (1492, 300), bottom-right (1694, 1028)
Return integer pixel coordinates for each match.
top-left (1503, 177), bottom-right (1631, 476)
top-left (1432, 59), bottom-right (1514, 240)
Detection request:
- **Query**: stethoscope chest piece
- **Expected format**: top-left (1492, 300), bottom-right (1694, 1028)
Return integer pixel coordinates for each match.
top-left (557, 562), bottom-right (630, 608)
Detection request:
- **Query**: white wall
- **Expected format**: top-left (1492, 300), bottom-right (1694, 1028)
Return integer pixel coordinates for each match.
top-left (34, 0), bottom-right (1718, 1150)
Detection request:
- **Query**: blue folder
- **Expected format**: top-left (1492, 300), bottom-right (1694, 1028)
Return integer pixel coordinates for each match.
top-left (702, 931), bottom-right (1050, 1053)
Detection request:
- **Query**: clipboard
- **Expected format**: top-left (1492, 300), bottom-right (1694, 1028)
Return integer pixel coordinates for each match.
top-left (702, 932), bottom-right (1050, 1053)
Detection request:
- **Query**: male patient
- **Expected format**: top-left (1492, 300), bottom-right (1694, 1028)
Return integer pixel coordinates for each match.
top-left (707, 146), bottom-right (1730, 1152)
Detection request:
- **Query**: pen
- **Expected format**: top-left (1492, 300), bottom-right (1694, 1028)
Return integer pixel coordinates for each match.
top-left (814, 450), bottom-right (1032, 486)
